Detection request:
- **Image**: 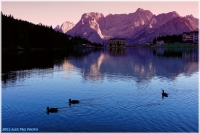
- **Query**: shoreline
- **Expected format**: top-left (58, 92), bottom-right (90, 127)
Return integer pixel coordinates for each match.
top-left (2, 44), bottom-right (198, 51)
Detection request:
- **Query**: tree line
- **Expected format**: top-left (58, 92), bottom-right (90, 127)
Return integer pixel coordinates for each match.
top-left (2, 12), bottom-right (102, 50)
top-left (152, 34), bottom-right (182, 44)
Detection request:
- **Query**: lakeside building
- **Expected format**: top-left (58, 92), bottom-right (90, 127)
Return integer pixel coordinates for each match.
top-left (191, 31), bottom-right (198, 43)
top-left (182, 31), bottom-right (198, 43)
top-left (156, 40), bottom-right (164, 46)
top-left (146, 42), bottom-right (153, 45)
top-left (109, 38), bottom-right (126, 47)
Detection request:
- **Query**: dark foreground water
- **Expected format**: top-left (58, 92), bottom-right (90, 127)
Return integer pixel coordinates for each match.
top-left (2, 47), bottom-right (198, 132)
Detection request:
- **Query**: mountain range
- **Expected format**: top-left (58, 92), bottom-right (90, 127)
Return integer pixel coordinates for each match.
top-left (54, 8), bottom-right (198, 45)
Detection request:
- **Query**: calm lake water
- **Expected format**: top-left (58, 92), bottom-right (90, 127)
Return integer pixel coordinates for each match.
top-left (2, 47), bottom-right (198, 132)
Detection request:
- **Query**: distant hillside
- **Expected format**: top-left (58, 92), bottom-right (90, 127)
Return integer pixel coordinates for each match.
top-left (1, 13), bottom-right (95, 50)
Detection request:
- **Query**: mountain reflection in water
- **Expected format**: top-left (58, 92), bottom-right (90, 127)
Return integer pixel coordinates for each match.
top-left (2, 47), bottom-right (198, 86)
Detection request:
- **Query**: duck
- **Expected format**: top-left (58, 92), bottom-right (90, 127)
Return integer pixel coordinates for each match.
top-left (162, 90), bottom-right (168, 97)
top-left (46, 107), bottom-right (58, 112)
top-left (69, 99), bottom-right (79, 104)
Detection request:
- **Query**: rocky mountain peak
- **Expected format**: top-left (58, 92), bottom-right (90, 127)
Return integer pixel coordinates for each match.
top-left (184, 14), bottom-right (198, 29)
top-left (169, 11), bottom-right (180, 18)
top-left (186, 14), bottom-right (194, 18)
top-left (82, 12), bottom-right (104, 20)
top-left (136, 8), bottom-right (145, 12)
top-left (54, 21), bottom-right (75, 33)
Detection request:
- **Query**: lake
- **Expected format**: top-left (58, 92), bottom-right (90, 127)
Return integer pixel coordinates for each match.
top-left (2, 47), bottom-right (198, 132)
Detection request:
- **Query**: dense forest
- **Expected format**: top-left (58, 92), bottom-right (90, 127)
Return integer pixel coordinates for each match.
top-left (152, 34), bottom-right (182, 44)
top-left (2, 12), bottom-right (102, 50)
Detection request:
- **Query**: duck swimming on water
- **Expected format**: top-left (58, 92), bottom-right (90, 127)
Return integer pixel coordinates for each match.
top-left (46, 107), bottom-right (58, 112)
top-left (69, 99), bottom-right (79, 104)
top-left (162, 90), bottom-right (168, 97)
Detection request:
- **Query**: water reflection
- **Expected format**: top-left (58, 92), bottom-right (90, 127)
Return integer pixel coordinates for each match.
top-left (78, 48), bottom-right (198, 82)
top-left (63, 57), bottom-right (75, 70)
top-left (87, 53), bottom-right (105, 81)
top-left (2, 47), bottom-right (198, 86)
top-left (2, 48), bottom-right (95, 85)
top-left (109, 48), bottom-right (126, 56)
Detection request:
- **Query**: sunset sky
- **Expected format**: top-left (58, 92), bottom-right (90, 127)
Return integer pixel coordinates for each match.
top-left (1, 1), bottom-right (199, 28)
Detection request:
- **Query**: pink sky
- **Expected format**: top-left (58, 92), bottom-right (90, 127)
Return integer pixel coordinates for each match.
top-left (1, 1), bottom-right (199, 28)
